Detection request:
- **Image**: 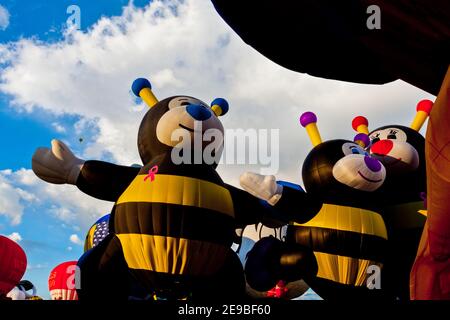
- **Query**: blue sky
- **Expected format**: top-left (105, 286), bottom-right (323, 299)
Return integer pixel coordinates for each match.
top-left (0, 0), bottom-right (433, 301)
top-left (0, 0), bottom-right (148, 300)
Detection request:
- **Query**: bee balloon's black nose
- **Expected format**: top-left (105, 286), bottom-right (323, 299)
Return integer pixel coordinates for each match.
top-left (186, 104), bottom-right (212, 121)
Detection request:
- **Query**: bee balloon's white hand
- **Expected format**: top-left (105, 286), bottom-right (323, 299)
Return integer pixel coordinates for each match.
top-left (239, 172), bottom-right (283, 206)
top-left (32, 139), bottom-right (85, 185)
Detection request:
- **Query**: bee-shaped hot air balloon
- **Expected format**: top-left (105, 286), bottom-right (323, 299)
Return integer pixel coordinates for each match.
top-left (351, 100), bottom-right (432, 299)
top-left (240, 112), bottom-right (389, 300)
top-left (32, 78), bottom-right (276, 301)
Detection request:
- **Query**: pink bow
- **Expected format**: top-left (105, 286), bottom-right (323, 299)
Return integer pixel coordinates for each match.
top-left (144, 165), bottom-right (159, 182)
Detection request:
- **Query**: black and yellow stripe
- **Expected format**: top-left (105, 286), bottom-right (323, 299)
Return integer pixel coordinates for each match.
top-left (117, 234), bottom-right (229, 276)
top-left (113, 202), bottom-right (235, 245)
top-left (112, 173), bottom-right (235, 277)
top-left (290, 203), bottom-right (387, 288)
top-left (117, 174), bottom-right (234, 217)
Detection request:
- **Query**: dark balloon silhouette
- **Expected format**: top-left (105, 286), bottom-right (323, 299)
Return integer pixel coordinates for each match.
top-left (211, 0), bottom-right (450, 94)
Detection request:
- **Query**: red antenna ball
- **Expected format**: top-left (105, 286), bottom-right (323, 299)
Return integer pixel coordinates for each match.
top-left (416, 99), bottom-right (433, 114)
top-left (352, 116), bottom-right (368, 131)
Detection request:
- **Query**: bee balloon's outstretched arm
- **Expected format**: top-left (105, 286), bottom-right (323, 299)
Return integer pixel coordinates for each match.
top-left (239, 172), bottom-right (322, 224)
top-left (225, 183), bottom-right (283, 228)
top-left (32, 139), bottom-right (140, 202)
top-left (76, 161), bottom-right (140, 202)
top-left (32, 139), bottom-right (85, 185)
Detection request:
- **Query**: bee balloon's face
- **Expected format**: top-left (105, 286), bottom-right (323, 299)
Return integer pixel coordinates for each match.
top-left (368, 126), bottom-right (421, 174)
top-left (303, 140), bottom-right (386, 195)
top-left (155, 96), bottom-right (224, 148)
top-left (332, 142), bottom-right (386, 192)
top-left (137, 96), bottom-right (225, 164)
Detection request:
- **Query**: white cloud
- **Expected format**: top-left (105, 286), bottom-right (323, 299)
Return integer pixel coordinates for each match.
top-left (50, 206), bottom-right (75, 222)
top-left (0, 0), bottom-right (435, 189)
top-left (51, 122), bottom-right (67, 133)
top-left (67, 246), bottom-right (73, 251)
top-left (0, 168), bottom-right (112, 228)
top-left (7, 232), bottom-right (22, 242)
top-left (0, 5), bottom-right (9, 31)
top-left (0, 172), bottom-right (26, 225)
top-left (69, 234), bottom-right (83, 246)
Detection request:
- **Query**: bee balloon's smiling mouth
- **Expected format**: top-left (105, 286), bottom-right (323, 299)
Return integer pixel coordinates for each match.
top-left (384, 157), bottom-right (402, 167)
top-left (357, 171), bottom-right (383, 183)
top-left (179, 124), bottom-right (196, 132)
top-left (373, 154), bottom-right (402, 167)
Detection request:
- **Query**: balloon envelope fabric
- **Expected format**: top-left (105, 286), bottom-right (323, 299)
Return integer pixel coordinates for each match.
top-left (84, 214), bottom-right (110, 252)
top-left (48, 261), bottom-right (78, 300)
top-left (0, 235), bottom-right (27, 295)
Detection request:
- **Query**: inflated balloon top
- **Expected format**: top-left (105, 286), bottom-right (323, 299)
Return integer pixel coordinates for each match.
top-left (0, 235), bottom-right (27, 295)
top-left (84, 213), bottom-right (110, 252)
top-left (210, 0), bottom-right (449, 95)
top-left (48, 261), bottom-right (78, 300)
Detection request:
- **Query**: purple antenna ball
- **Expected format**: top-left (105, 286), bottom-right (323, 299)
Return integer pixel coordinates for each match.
top-left (354, 133), bottom-right (370, 147)
top-left (300, 112), bottom-right (317, 127)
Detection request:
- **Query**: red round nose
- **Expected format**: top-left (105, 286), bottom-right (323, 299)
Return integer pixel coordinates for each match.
top-left (371, 139), bottom-right (393, 156)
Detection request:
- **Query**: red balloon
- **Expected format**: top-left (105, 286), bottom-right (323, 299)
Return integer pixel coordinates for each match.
top-left (48, 261), bottom-right (78, 300)
top-left (0, 235), bottom-right (27, 294)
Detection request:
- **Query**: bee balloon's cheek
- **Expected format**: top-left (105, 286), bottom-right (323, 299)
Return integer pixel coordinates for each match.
top-left (156, 106), bottom-right (225, 148)
top-left (371, 140), bottom-right (393, 156)
top-left (332, 154), bottom-right (386, 192)
top-left (370, 141), bottom-right (420, 173)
